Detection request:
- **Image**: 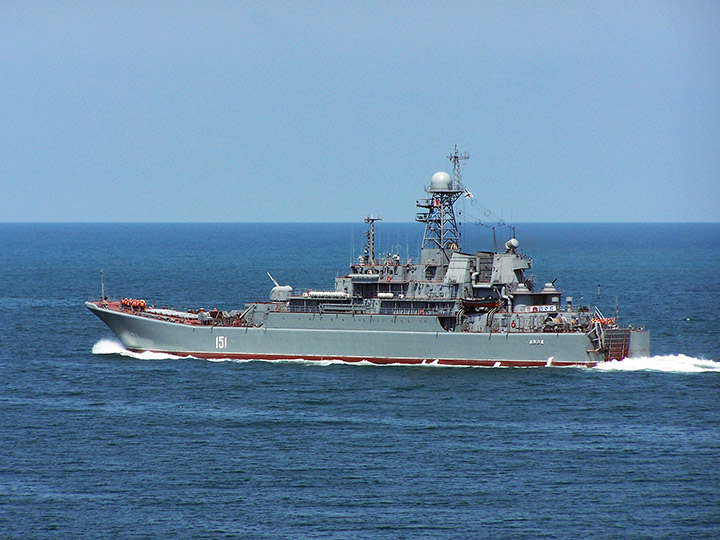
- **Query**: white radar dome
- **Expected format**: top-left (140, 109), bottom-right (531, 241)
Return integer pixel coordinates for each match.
top-left (430, 171), bottom-right (452, 192)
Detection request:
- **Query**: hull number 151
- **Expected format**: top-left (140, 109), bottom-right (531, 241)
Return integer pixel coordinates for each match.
top-left (216, 336), bottom-right (227, 349)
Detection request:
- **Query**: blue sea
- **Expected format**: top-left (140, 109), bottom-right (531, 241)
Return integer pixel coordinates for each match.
top-left (1, 222), bottom-right (719, 539)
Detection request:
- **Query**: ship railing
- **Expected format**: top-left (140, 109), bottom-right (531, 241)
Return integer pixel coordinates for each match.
top-left (287, 305), bottom-right (366, 314)
top-left (285, 305), bottom-right (451, 316)
top-left (378, 307), bottom-right (453, 316)
top-left (321, 304), bottom-right (361, 313)
top-left (287, 305), bottom-right (320, 313)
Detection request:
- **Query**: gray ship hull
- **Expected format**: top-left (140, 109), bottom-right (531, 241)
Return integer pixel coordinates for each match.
top-left (86, 302), bottom-right (650, 367)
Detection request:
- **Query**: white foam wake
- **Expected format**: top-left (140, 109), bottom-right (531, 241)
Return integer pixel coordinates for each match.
top-left (90, 340), bottom-right (719, 373)
top-left (91, 339), bottom-right (185, 360)
top-left (594, 354), bottom-right (720, 373)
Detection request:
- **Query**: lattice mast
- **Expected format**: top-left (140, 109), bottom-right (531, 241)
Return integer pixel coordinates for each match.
top-left (416, 146), bottom-right (469, 265)
top-left (449, 144), bottom-right (469, 191)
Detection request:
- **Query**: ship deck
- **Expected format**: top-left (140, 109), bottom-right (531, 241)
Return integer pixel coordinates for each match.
top-left (89, 300), bottom-right (601, 336)
top-left (93, 300), bottom-right (217, 326)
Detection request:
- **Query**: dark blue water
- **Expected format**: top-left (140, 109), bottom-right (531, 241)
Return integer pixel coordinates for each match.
top-left (1, 223), bottom-right (719, 539)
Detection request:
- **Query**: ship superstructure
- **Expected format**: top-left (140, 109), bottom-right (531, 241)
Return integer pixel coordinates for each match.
top-left (87, 148), bottom-right (649, 367)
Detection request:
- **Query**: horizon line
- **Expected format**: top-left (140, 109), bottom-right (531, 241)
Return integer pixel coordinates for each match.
top-left (1, 220), bottom-right (718, 225)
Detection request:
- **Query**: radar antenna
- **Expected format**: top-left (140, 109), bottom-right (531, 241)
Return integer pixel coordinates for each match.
top-left (416, 146), bottom-right (468, 265)
top-left (448, 144), bottom-right (469, 191)
top-left (362, 215), bottom-right (382, 265)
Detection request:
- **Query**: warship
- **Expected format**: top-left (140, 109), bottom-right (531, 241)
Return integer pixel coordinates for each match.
top-left (87, 148), bottom-right (649, 367)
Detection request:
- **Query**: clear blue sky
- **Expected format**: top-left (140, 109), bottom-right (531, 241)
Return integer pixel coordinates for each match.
top-left (2, 1), bottom-right (718, 222)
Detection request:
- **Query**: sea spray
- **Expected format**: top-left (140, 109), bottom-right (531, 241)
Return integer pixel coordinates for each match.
top-left (594, 354), bottom-right (720, 373)
top-left (91, 339), bottom-right (184, 360)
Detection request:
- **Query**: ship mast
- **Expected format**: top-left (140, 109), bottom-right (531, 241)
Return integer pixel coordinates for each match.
top-left (362, 215), bottom-right (382, 265)
top-left (449, 144), bottom-right (469, 191)
top-left (100, 268), bottom-right (108, 306)
top-left (416, 145), bottom-right (468, 265)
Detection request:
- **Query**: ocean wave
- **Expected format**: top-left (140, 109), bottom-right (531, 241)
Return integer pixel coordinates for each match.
top-left (594, 354), bottom-right (720, 373)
